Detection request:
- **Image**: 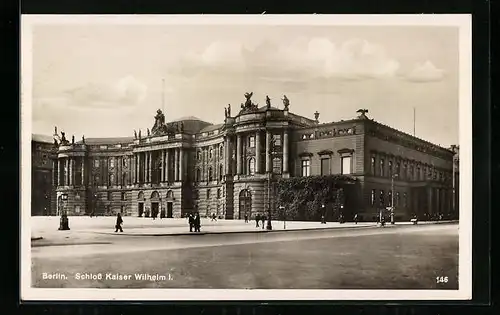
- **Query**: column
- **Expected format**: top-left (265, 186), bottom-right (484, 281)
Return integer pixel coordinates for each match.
top-left (53, 160), bottom-right (57, 186)
top-left (283, 129), bottom-right (289, 174)
top-left (265, 130), bottom-right (271, 173)
top-left (133, 154), bottom-right (137, 184)
top-left (65, 158), bottom-right (70, 186)
top-left (81, 158), bottom-right (85, 185)
top-left (165, 149), bottom-right (170, 182)
top-left (255, 131), bottom-right (261, 173)
top-left (174, 148), bottom-right (179, 181)
top-left (427, 187), bottom-right (433, 215)
top-left (179, 148), bottom-right (184, 181)
top-left (236, 134), bottom-right (242, 175)
top-left (162, 150), bottom-right (166, 183)
top-left (224, 137), bottom-right (231, 176)
top-left (148, 152), bottom-right (153, 183)
top-left (57, 160), bottom-right (61, 186)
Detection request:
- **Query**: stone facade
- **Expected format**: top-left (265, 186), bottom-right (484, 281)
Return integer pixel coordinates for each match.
top-left (33, 95), bottom-right (459, 221)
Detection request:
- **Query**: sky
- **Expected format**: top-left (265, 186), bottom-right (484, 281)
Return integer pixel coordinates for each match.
top-left (30, 22), bottom-right (459, 146)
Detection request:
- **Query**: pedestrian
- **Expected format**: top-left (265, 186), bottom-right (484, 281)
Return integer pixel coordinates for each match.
top-left (194, 212), bottom-right (201, 232)
top-left (320, 215), bottom-right (326, 224)
top-left (211, 213), bottom-right (217, 222)
top-left (244, 213), bottom-right (248, 223)
top-left (354, 213), bottom-right (359, 224)
top-left (380, 214), bottom-right (386, 227)
top-left (115, 213), bottom-right (123, 232)
top-left (255, 213), bottom-right (261, 227)
top-left (261, 215), bottom-right (266, 229)
top-left (188, 213), bottom-right (194, 232)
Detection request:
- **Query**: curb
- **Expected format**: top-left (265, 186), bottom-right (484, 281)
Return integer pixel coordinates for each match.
top-left (92, 224), bottom-right (380, 237)
top-left (32, 241), bottom-right (112, 248)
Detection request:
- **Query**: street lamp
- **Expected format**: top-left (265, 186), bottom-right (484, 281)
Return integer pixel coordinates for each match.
top-left (266, 136), bottom-right (276, 231)
top-left (391, 174), bottom-right (398, 224)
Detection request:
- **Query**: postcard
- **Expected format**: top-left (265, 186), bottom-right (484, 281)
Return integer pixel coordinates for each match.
top-left (21, 14), bottom-right (472, 301)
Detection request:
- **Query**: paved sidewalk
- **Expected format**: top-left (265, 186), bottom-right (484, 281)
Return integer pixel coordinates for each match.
top-left (29, 216), bottom-right (457, 246)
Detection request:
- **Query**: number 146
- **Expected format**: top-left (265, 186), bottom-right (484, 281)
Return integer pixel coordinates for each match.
top-left (436, 276), bottom-right (448, 283)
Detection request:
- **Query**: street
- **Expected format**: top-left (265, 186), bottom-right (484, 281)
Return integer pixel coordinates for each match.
top-left (31, 222), bottom-right (459, 290)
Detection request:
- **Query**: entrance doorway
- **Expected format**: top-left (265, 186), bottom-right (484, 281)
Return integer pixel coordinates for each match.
top-left (167, 202), bottom-right (173, 218)
top-left (151, 202), bottom-right (159, 218)
top-left (138, 203), bottom-right (144, 217)
top-left (239, 189), bottom-right (252, 220)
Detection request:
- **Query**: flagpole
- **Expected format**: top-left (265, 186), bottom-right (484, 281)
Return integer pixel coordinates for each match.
top-left (162, 78), bottom-right (165, 112)
top-left (413, 107), bottom-right (416, 136)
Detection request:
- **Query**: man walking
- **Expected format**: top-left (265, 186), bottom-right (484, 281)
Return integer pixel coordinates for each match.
top-left (115, 213), bottom-right (123, 232)
top-left (261, 214), bottom-right (266, 229)
top-left (255, 213), bottom-right (261, 228)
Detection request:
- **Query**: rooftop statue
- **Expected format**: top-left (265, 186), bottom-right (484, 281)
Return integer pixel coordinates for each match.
top-left (228, 104), bottom-right (231, 117)
top-left (282, 95), bottom-right (290, 110)
top-left (244, 92), bottom-right (253, 107)
top-left (356, 108), bottom-right (369, 119)
top-left (152, 109), bottom-right (167, 135)
top-left (266, 95), bottom-right (271, 109)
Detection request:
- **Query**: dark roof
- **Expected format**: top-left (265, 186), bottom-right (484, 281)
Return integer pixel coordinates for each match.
top-left (32, 134), bottom-right (53, 143)
top-left (200, 123), bottom-right (224, 133)
top-left (76, 137), bottom-right (134, 145)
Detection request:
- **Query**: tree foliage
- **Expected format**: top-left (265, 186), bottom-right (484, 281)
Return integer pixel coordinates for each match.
top-left (275, 175), bottom-right (356, 221)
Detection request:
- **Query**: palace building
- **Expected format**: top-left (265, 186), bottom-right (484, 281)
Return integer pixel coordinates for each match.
top-left (31, 93), bottom-right (459, 221)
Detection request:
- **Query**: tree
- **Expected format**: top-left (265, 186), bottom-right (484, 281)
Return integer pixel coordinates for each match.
top-left (276, 175), bottom-right (357, 221)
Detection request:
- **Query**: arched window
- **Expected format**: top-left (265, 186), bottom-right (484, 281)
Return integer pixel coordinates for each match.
top-left (371, 157), bottom-right (376, 175)
top-left (209, 148), bottom-right (214, 159)
top-left (195, 168), bottom-right (201, 182)
top-left (219, 145), bottom-right (224, 157)
top-left (371, 189), bottom-right (376, 206)
top-left (248, 158), bottom-right (255, 175)
top-left (208, 167), bottom-right (213, 182)
top-left (219, 164), bottom-right (224, 181)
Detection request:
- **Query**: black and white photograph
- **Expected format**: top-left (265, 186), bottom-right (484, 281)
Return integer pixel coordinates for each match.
top-left (21, 15), bottom-right (472, 301)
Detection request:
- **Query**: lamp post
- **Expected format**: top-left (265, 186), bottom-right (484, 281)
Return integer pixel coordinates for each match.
top-left (279, 205), bottom-right (285, 229)
top-left (58, 193), bottom-right (70, 230)
top-left (391, 174), bottom-right (398, 224)
top-left (321, 204), bottom-right (325, 224)
top-left (266, 136), bottom-right (276, 231)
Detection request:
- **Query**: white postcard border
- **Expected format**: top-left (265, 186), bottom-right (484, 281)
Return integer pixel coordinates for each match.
top-left (20, 14), bottom-right (473, 301)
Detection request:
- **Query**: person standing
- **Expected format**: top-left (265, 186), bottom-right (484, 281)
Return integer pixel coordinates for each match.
top-left (188, 213), bottom-right (194, 232)
top-left (194, 212), bottom-right (201, 232)
top-left (261, 215), bottom-right (266, 229)
top-left (255, 213), bottom-right (261, 228)
top-left (115, 213), bottom-right (123, 232)
top-left (244, 213), bottom-right (248, 223)
top-left (354, 213), bottom-right (359, 224)
top-left (211, 213), bottom-right (217, 222)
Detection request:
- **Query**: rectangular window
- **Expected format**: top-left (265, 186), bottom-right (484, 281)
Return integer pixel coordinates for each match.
top-left (121, 192), bottom-right (126, 200)
top-left (74, 205), bottom-right (80, 214)
top-left (320, 158), bottom-right (330, 176)
top-left (249, 136), bottom-right (255, 148)
top-left (301, 160), bottom-right (311, 177)
top-left (403, 192), bottom-right (408, 208)
top-left (272, 158), bottom-right (282, 174)
top-left (380, 159), bottom-right (385, 177)
top-left (371, 157), bottom-right (376, 175)
top-left (396, 192), bottom-right (400, 207)
top-left (341, 156), bottom-right (352, 175)
top-left (388, 161), bottom-right (393, 177)
top-left (379, 190), bottom-right (385, 207)
top-left (371, 189), bottom-right (376, 206)
top-left (273, 134), bottom-right (282, 147)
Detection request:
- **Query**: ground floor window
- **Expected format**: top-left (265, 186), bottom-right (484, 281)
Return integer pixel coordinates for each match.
top-left (341, 156), bottom-right (352, 174)
top-left (301, 159), bottom-right (310, 177)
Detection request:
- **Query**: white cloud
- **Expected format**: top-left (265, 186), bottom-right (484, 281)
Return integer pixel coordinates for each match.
top-left (63, 75), bottom-right (148, 108)
top-left (405, 61), bottom-right (445, 82)
top-left (175, 37), bottom-right (400, 81)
